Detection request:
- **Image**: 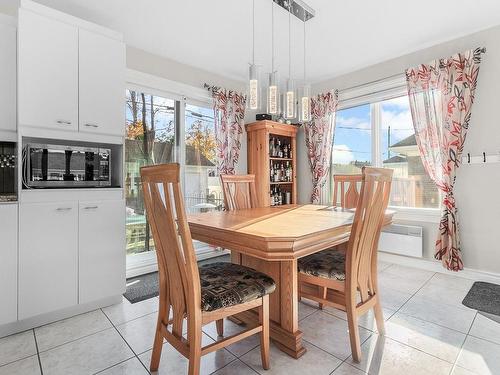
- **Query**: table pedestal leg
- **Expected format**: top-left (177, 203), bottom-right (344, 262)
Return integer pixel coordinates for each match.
top-left (230, 251), bottom-right (306, 358)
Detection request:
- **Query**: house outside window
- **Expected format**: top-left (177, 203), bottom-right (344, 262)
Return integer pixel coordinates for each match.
top-left (333, 93), bottom-right (439, 209)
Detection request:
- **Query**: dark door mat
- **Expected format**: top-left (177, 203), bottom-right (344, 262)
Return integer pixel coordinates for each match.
top-left (124, 254), bottom-right (230, 304)
top-left (462, 281), bottom-right (500, 316)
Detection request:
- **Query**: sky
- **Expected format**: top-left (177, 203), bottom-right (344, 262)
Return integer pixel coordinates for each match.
top-left (333, 95), bottom-right (414, 165)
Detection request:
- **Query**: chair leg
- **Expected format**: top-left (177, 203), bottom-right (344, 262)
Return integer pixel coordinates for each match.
top-left (216, 319), bottom-right (224, 337)
top-left (373, 298), bottom-right (385, 335)
top-left (259, 295), bottom-right (270, 370)
top-left (319, 286), bottom-right (327, 309)
top-left (150, 321), bottom-right (164, 372)
top-left (346, 302), bottom-right (362, 362)
top-left (188, 322), bottom-right (202, 375)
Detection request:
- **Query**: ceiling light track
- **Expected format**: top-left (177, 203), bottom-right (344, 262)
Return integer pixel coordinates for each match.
top-left (273, 0), bottom-right (315, 22)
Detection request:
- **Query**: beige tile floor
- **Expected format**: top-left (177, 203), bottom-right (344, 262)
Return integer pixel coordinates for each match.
top-left (1, 262), bottom-right (499, 375)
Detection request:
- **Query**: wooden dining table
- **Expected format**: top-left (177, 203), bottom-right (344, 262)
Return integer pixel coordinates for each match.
top-left (188, 204), bottom-right (394, 359)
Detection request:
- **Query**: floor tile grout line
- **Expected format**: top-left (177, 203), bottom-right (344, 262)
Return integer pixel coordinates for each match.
top-left (35, 324), bottom-right (114, 354)
top-left (92, 357), bottom-right (137, 375)
top-left (391, 309), bottom-right (475, 336)
top-left (101, 307), bottom-right (151, 375)
top-left (102, 307), bottom-right (159, 329)
top-left (448, 310), bottom-right (478, 375)
top-left (32, 328), bottom-right (44, 375)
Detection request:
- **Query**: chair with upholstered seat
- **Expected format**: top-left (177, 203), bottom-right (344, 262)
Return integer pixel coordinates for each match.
top-left (309, 173), bottom-right (362, 310)
top-left (298, 167), bottom-right (392, 362)
top-left (141, 163), bottom-right (275, 375)
top-left (220, 174), bottom-right (259, 210)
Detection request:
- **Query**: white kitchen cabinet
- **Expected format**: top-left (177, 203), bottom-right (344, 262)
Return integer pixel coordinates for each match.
top-left (18, 9), bottom-right (78, 131)
top-left (79, 29), bottom-right (125, 136)
top-left (79, 199), bottom-right (125, 304)
top-left (0, 204), bottom-right (18, 325)
top-left (0, 16), bottom-right (16, 134)
top-left (19, 201), bottom-right (78, 320)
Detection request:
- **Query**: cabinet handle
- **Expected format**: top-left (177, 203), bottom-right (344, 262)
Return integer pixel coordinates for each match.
top-left (83, 206), bottom-right (98, 210)
top-left (84, 123), bottom-right (99, 128)
top-left (56, 207), bottom-right (72, 211)
top-left (56, 120), bottom-right (72, 125)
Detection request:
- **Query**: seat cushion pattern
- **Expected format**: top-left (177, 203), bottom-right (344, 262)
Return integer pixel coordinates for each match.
top-left (199, 262), bottom-right (276, 312)
top-left (298, 249), bottom-right (346, 281)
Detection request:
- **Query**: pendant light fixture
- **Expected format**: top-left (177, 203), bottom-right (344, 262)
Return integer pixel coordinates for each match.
top-left (299, 19), bottom-right (311, 123)
top-left (284, 1), bottom-right (296, 120)
top-left (266, 1), bottom-right (279, 115)
top-left (248, 0), bottom-right (261, 110)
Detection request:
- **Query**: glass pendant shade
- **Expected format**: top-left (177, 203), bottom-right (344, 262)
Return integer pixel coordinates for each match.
top-left (248, 64), bottom-right (261, 110)
top-left (266, 71), bottom-right (280, 115)
top-left (299, 84), bottom-right (311, 123)
top-left (284, 78), bottom-right (296, 119)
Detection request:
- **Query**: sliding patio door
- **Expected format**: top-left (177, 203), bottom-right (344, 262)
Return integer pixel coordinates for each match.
top-left (125, 90), bottom-right (225, 276)
top-left (183, 100), bottom-right (225, 260)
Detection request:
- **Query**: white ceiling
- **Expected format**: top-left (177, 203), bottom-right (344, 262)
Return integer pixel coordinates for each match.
top-left (4, 0), bottom-right (500, 83)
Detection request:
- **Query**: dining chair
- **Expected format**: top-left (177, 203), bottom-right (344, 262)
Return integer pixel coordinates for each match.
top-left (220, 174), bottom-right (259, 210)
top-left (141, 164), bottom-right (275, 375)
top-left (332, 174), bottom-right (362, 208)
top-left (298, 167), bottom-right (393, 362)
top-left (310, 173), bottom-right (362, 310)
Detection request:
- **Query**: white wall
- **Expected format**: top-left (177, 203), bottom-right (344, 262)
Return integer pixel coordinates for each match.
top-left (308, 24), bottom-right (500, 273)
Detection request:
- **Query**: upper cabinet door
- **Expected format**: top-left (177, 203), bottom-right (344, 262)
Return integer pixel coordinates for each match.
top-left (79, 29), bottom-right (125, 136)
top-left (0, 18), bottom-right (16, 133)
top-left (18, 9), bottom-right (78, 131)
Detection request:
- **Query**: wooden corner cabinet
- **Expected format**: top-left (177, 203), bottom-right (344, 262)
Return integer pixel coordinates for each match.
top-left (246, 121), bottom-right (298, 207)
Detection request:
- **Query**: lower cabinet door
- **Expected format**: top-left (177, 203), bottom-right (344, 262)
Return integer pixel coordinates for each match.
top-left (79, 200), bottom-right (125, 304)
top-left (19, 202), bottom-right (78, 320)
top-left (0, 204), bottom-right (18, 325)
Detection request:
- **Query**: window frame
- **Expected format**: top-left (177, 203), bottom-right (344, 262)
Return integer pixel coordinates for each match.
top-left (334, 75), bottom-right (441, 222)
top-left (125, 70), bottom-right (224, 277)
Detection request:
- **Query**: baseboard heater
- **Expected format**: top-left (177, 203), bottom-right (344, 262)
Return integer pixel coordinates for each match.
top-left (378, 224), bottom-right (423, 258)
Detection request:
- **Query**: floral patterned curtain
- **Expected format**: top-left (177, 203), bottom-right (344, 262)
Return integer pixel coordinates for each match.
top-left (209, 86), bottom-right (247, 175)
top-left (405, 48), bottom-right (483, 271)
top-left (304, 90), bottom-right (339, 204)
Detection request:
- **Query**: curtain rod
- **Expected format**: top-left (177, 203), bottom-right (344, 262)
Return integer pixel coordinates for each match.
top-left (338, 47), bottom-right (486, 94)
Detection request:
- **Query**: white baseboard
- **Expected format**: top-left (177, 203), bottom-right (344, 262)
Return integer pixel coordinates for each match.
top-left (0, 295), bottom-right (122, 339)
top-left (379, 252), bottom-right (500, 285)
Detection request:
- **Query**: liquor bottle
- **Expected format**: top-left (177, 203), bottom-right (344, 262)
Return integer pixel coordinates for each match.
top-left (285, 161), bottom-right (290, 182)
top-left (277, 140), bottom-right (283, 158)
top-left (269, 137), bottom-right (274, 157)
top-left (270, 188), bottom-right (275, 206)
top-left (280, 163), bottom-right (285, 182)
top-left (274, 163), bottom-right (280, 182)
top-left (270, 163), bottom-right (274, 181)
top-left (288, 143), bottom-right (292, 159)
top-left (278, 187), bottom-right (283, 205)
top-left (283, 144), bottom-right (288, 159)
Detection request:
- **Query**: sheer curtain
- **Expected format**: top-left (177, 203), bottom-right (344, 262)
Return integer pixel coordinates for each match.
top-left (209, 87), bottom-right (246, 175)
top-left (304, 90), bottom-right (339, 204)
top-left (405, 48), bottom-right (483, 271)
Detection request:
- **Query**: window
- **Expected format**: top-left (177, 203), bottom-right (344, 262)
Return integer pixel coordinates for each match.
top-left (184, 103), bottom-right (223, 214)
top-left (124, 89), bottom-right (223, 269)
top-left (125, 90), bottom-right (176, 257)
top-left (333, 94), bottom-right (440, 209)
top-left (333, 103), bottom-right (372, 173)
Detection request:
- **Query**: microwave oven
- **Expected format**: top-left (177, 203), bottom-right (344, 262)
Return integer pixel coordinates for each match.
top-left (23, 143), bottom-right (111, 188)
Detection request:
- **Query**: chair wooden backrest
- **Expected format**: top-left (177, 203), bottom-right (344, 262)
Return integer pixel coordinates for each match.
top-left (346, 167), bottom-right (393, 304)
top-left (220, 174), bottom-right (259, 211)
top-left (140, 163), bottom-right (201, 338)
top-left (332, 174), bottom-right (362, 208)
